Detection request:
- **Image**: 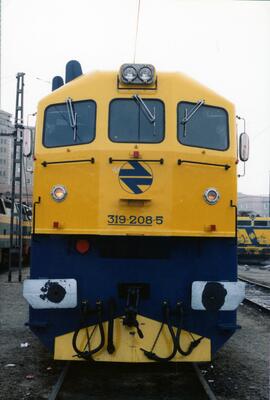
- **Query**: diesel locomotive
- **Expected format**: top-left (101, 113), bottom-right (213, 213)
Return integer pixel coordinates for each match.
top-left (0, 197), bottom-right (31, 268)
top-left (23, 60), bottom-right (247, 362)
top-left (238, 216), bottom-right (270, 262)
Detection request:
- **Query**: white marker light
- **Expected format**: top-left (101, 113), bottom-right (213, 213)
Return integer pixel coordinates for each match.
top-left (138, 66), bottom-right (153, 83)
top-left (51, 185), bottom-right (67, 202)
top-left (119, 64), bottom-right (155, 85)
top-left (204, 188), bottom-right (220, 205)
top-left (122, 66), bottom-right (137, 82)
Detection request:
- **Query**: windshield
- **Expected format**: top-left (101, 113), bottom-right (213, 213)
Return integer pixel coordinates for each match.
top-left (177, 102), bottom-right (229, 151)
top-left (237, 220), bottom-right (252, 227)
top-left (43, 100), bottom-right (96, 147)
top-left (109, 98), bottom-right (164, 143)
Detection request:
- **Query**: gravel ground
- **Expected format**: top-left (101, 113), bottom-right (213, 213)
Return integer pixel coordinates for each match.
top-left (0, 269), bottom-right (63, 400)
top-left (0, 268), bottom-right (269, 400)
top-left (202, 304), bottom-right (270, 400)
top-left (59, 363), bottom-right (209, 400)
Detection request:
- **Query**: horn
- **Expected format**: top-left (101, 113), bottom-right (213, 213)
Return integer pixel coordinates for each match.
top-left (65, 60), bottom-right (83, 83)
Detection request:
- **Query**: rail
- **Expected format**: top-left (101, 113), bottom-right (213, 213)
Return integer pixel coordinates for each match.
top-left (193, 363), bottom-right (218, 400)
top-left (239, 277), bottom-right (270, 314)
top-left (47, 361), bottom-right (218, 399)
top-left (48, 362), bottom-right (70, 400)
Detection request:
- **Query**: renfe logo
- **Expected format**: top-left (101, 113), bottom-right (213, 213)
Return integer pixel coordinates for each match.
top-left (119, 161), bottom-right (153, 194)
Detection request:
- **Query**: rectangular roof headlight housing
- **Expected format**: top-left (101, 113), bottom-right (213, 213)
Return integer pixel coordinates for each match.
top-left (119, 64), bottom-right (155, 85)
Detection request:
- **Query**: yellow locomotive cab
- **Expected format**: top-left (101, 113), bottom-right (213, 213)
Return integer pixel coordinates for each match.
top-left (33, 67), bottom-right (237, 239)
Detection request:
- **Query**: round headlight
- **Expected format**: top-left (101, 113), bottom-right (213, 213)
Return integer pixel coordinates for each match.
top-left (51, 185), bottom-right (67, 202)
top-left (138, 66), bottom-right (153, 83)
top-left (122, 66), bottom-right (137, 82)
top-left (204, 188), bottom-right (220, 205)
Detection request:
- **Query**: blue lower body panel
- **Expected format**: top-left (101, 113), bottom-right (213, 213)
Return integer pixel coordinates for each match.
top-left (29, 235), bottom-right (238, 357)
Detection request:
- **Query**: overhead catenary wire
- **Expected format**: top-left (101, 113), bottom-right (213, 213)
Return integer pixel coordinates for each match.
top-left (133, 0), bottom-right (141, 63)
top-left (252, 124), bottom-right (270, 141)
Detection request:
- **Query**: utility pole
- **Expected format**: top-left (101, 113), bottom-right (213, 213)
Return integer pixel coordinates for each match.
top-left (8, 72), bottom-right (25, 282)
top-left (269, 171), bottom-right (270, 220)
top-left (0, 0), bottom-right (2, 108)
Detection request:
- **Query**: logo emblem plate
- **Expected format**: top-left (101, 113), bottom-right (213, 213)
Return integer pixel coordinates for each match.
top-left (118, 161), bottom-right (153, 194)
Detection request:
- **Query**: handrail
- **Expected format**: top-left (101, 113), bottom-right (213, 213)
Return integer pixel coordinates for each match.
top-left (41, 158), bottom-right (95, 167)
top-left (32, 196), bottom-right (41, 236)
top-left (109, 158), bottom-right (164, 164)
top-left (177, 159), bottom-right (230, 170)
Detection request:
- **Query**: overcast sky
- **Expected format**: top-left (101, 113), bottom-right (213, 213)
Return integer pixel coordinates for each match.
top-left (1, 0), bottom-right (270, 196)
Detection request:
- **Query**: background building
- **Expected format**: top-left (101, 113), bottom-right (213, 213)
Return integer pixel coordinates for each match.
top-left (0, 109), bottom-right (33, 204)
top-left (0, 109), bottom-right (13, 187)
top-left (238, 192), bottom-right (270, 217)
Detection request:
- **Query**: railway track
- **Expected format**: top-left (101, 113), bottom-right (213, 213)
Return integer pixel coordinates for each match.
top-left (239, 276), bottom-right (270, 313)
top-left (48, 362), bottom-right (70, 400)
top-left (193, 363), bottom-right (217, 400)
top-left (48, 362), bottom-right (218, 400)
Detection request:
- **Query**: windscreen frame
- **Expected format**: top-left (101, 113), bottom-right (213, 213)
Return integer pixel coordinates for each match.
top-left (42, 99), bottom-right (97, 148)
top-left (108, 97), bottom-right (165, 144)
top-left (177, 101), bottom-right (230, 151)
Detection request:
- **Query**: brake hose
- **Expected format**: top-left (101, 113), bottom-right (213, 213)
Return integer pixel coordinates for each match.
top-left (141, 302), bottom-right (204, 361)
top-left (72, 302), bottom-right (105, 361)
top-left (141, 303), bottom-right (178, 362)
top-left (107, 298), bottom-right (116, 354)
top-left (176, 303), bottom-right (204, 356)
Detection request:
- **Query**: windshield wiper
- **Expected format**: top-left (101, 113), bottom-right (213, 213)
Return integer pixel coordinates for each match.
top-left (66, 97), bottom-right (77, 141)
top-left (133, 95), bottom-right (155, 123)
top-left (181, 99), bottom-right (205, 125)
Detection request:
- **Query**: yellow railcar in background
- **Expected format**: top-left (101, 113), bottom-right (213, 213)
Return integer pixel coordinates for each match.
top-left (238, 216), bottom-right (270, 262)
top-left (0, 197), bottom-right (31, 268)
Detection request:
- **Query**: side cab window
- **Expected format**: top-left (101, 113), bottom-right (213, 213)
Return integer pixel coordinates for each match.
top-left (177, 102), bottom-right (229, 151)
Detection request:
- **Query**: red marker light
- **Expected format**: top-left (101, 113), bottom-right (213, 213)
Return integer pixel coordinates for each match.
top-left (133, 150), bottom-right (140, 158)
top-left (53, 221), bottom-right (59, 229)
top-left (205, 224), bottom-right (217, 232)
top-left (76, 239), bottom-right (90, 254)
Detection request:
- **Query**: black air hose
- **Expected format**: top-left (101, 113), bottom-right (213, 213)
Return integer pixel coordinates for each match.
top-left (141, 302), bottom-right (205, 362)
top-left (176, 303), bottom-right (204, 356)
top-left (72, 302), bottom-right (105, 361)
top-left (141, 303), bottom-right (178, 362)
top-left (107, 298), bottom-right (116, 354)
